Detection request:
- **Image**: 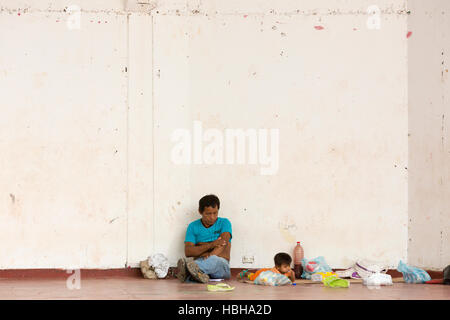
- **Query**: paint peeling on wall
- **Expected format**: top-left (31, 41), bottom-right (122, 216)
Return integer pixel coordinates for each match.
top-left (0, 7), bottom-right (130, 15)
top-left (0, 0), bottom-right (411, 17)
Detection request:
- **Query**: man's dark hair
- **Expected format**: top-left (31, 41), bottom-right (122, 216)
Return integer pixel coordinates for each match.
top-left (274, 253), bottom-right (292, 266)
top-left (199, 194), bottom-right (220, 213)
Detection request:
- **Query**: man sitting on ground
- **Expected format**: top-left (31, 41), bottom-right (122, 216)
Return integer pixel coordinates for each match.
top-left (176, 194), bottom-right (232, 283)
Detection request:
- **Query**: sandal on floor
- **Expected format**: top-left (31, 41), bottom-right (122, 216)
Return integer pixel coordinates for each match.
top-left (207, 283), bottom-right (235, 292)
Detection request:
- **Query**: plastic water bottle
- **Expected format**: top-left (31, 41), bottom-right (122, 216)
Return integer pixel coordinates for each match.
top-left (293, 241), bottom-right (304, 279)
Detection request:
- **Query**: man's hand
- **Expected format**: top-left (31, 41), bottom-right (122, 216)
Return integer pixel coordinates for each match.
top-left (186, 232), bottom-right (231, 261)
top-left (199, 252), bottom-right (211, 259)
top-left (210, 237), bottom-right (227, 249)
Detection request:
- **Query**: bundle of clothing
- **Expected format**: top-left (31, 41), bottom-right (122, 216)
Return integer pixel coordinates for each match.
top-left (139, 253), bottom-right (170, 279)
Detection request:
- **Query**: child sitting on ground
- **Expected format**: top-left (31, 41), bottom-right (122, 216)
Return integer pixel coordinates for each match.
top-left (238, 252), bottom-right (296, 283)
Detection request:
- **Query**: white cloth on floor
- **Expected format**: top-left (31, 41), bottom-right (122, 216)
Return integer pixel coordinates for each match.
top-left (336, 267), bottom-right (360, 279)
top-left (147, 253), bottom-right (169, 278)
top-left (337, 260), bottom-right (389, 279)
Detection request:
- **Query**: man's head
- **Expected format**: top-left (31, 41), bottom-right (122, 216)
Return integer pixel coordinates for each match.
top-left (274, 252), bottom-right (292, 274)
top-left (198, 194), bottom-right (220, 227)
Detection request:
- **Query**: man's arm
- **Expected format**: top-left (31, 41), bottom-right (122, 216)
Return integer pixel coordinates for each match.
top-left (185, 242), bottom-right (212, 258)
top-left (205, 232), bottom-right (231, 260)
top-left (185, 237), bottom-right (225, 258)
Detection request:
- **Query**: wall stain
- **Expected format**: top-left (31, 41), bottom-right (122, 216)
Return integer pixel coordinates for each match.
top-left (9, 194), bottom-right (21, 217)
top-left (33, 72), bottom-right (48, 89)
top-left (109, 217), bottom-right (119, 224)
top-left (278, 221), bottom-right (297, 243)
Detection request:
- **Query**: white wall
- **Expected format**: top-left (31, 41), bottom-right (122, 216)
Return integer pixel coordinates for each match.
top-left (0, 1), bottom-right (129, 268)
top-left (408, 0), bottom-right (450, 270)
top-left (153, 3), bottom-right (409, 269)
top-left (1, 0), bottom-right (436, 270)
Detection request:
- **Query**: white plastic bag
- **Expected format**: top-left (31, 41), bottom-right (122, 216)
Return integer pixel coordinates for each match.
top-left (147, 253), bottom-right (169, 278)
top-left (363, 273), bottom-right (393, 286)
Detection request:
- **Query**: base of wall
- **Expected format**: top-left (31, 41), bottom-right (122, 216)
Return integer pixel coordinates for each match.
top-left (0, 268), bottom-right (142, 279)
top-left (0, 267), bottom-right (444, 280)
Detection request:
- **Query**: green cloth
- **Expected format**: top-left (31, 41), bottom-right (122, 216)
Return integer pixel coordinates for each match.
top-left (323, 275), bottom-right (349, 288)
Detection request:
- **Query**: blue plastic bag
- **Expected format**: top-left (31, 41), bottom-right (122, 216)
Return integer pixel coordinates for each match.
top-left (397, 260), bottom-right (431, 284)
top-left (301, 256), bottom-right (332, 280)
top-left (254, 271), bottom-right (292, 286)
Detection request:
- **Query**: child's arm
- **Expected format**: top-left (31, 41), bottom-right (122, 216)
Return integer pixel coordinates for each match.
top-left (288, 270), bottom-right (295, 282)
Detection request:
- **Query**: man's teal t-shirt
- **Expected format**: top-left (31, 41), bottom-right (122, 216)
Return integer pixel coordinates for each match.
top-left (184, 217), bottom-right (232, 244)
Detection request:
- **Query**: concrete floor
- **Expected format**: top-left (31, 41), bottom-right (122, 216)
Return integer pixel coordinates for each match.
top-left (0, 278), bottom-right (449, 300)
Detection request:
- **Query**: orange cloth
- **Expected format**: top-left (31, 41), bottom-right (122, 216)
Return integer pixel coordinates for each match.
top-left (248, 267), bottom-right (293, 281)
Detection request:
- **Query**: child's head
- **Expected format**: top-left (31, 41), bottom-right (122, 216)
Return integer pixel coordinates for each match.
top-left (274, 252), bottom-right (292, 274)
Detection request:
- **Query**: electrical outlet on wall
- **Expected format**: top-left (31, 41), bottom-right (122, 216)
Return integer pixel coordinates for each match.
top-left (242, 255), bottom-right (255, 264)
